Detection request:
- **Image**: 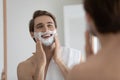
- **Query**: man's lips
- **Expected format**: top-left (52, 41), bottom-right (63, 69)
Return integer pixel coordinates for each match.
top-left (41, 34), bottom-right (53, 39)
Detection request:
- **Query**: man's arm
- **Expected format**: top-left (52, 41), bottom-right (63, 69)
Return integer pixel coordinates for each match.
top-left (54, 58), bottom-right (70, 79)
top-left (53, 35), bottom-right (70, 79)
top-left (33, 65), bottom-right (45, 80)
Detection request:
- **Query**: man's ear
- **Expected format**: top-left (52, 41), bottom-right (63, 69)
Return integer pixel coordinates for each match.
top-left (85, 13), bottom-right (95, 28)
top-left (30, 32), bottom-right (36, 42)
top-left (30, 32), bottom-right (34, 38)
top-left (85, 13), bottom-right (92, 23)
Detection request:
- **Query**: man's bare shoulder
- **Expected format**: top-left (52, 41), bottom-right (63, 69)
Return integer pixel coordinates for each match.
top-left (67, 54), bottom-right (105, 80)
top-left (67, 62), bottom-right (93, 80)
top-left (17, 55), bottom-right (36, 80)
top-left (67, 50), bottom-right (120, 80)
top-left (17, 55), bottom-right (35, 75)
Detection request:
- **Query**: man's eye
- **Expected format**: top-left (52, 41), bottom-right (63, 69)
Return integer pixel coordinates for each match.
top-left (48, 25), bottom-right (53, 27)
top-left (36, 25), bottom-right (43, 28)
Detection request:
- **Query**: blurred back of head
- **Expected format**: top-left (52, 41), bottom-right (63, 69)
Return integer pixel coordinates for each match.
top-left (84, 0), bottom-right (120, 34)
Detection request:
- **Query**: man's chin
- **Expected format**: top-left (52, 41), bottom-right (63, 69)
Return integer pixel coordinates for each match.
top-left (42, 41), bottom-right (54, 47)
top-left (41, 36), bottom-right (55, 47)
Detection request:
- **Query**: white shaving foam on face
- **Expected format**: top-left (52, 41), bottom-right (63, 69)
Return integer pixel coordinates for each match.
top-left (34, 30), bottom-right (57, 46)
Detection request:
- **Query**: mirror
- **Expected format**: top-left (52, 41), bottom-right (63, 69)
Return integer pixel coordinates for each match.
top-left (5, 0), bottom-right (99, 80)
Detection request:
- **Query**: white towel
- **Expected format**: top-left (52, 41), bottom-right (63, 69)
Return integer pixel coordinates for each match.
top-left (46, 47), bottom-right (81, 80)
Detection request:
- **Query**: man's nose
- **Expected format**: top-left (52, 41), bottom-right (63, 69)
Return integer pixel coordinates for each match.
top-left (43, 26), bottom-right (48, 32)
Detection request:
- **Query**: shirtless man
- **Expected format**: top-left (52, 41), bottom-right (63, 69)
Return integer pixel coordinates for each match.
top-left (17, 10), bottom-right (81, 80)
top-left (67, 0), bottom-right (120, 80)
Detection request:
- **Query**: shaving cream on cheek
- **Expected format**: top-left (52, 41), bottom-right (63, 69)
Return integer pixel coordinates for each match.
top-left (34, 30), bottom-right (57, 46)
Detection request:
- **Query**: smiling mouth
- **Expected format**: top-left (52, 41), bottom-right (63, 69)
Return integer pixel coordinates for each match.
top-left (41, 34), bottom-right (53, 39)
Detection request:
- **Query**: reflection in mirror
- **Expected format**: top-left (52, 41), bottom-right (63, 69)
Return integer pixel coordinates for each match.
top-left (6, 0), bottom-right (99, 80)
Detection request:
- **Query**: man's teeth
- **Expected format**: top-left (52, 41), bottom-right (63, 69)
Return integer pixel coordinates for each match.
top-left (42, 34), bottom-right (52, 38)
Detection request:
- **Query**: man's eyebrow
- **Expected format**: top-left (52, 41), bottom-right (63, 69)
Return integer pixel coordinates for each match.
top-left (47, 22), bottom-right (53, 24)
top-left (35, 23), bottom-right (43, 27)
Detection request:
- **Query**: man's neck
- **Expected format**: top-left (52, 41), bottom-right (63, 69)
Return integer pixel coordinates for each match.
top-left (98, 33), bottom-right (120, 50)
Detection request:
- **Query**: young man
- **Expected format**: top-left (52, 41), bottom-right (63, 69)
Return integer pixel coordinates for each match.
top-left (17, 10), bottom-right (82, 80)
top-left (67, 0), bottom-right (120, 80)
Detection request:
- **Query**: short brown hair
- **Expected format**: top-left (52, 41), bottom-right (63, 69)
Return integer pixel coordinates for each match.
top-left (84, 0), bottom-right (120, 34)
top-left (29, 10), bottom-right (57, 33)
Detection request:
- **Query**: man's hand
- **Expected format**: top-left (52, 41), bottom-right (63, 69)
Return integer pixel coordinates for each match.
top-left (53, 35), bottom-right (62, 61)
top-left (35, 38), bottom-right (46, 67)
top-left (53, 35), bottom-right (69, 79)
top-left (85, 30), bottom-right (94, 59)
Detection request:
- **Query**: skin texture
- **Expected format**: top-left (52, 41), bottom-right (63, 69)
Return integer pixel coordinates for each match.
top-left (66, 13), bottom-right (120, 80)
top-left (17, 16), bottom-right (71, 80)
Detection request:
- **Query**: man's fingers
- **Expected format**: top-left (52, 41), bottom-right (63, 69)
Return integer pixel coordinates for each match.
top-left (54, 35), bottom-right (60, 47)
top-left (36, 38), bottom-right (44, 53)
top-left (53, 35), bottom-right (62, 60)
